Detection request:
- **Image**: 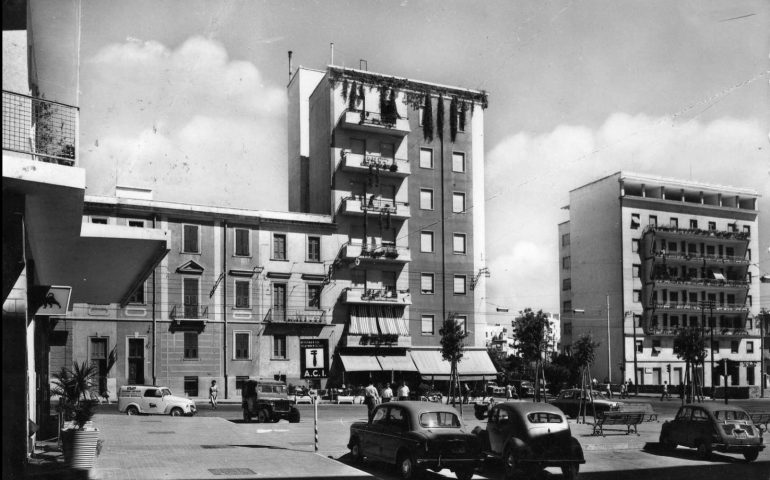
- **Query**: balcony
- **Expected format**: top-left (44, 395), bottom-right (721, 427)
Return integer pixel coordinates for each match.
top-left (651, 251), bottom-right (750, 265)
top-left (169, 304), bottom-right (209, 320)
top-left (643, 225), bottom-right (750, 242)
top-left (263, 308), bottom-right (326, 325)
top-left (342, 287), bottom-right (412, 305)
top-left (340, 243), bottom-right (411, 264)
top-left (2, 90), bottom-right (78, 166)
top-left (340, 150), bottom-right (410, 177)
top-left (646, 327), bottom-right (751, 337)
top-left (338, 109), bottom-right (410, 136)
top-left (652, 277), bottom-right (750, 290)
top-left (652, 303), bottom-right (749, 314)
top-left (339, 196), bottom-right (410, 219)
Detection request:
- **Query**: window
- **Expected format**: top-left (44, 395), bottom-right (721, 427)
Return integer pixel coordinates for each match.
top-left (183, 224), bottom-right (199, 253)
top-left (453, 234), bottom-right (466, 254)
top-left (273, 335), bottom-right (286, 359)
top-left (632, 264), bottom-right (640, 278)
top-left (708, 221), bottom-right (716, 231)
top-left (630, 213), bottom-right (640, 229)
top-left (452, 192), bottom-right (466, 213)
top-left (455, 315), bottom-right (467, 335)
top-left (743, 225), bottom-right (751, 235)
top-left (273, 234), bottom-right (287, 260)
top-left (90, 338), bottom-right (108, 395)
top-left (747, 341), bottom-right (754, 354)
top-left (421, 315), bottom-right (434, 335)
top-left (633, 290), bottom-right (641, 303)
top-left (91, 216), bottom-right (108, 224)
top-left (562, 278), bottom-right (571, 291)
top-left (235, 280), bottom-right (250, 308)
top-left (453, 275), bottom-right (466, 295)
top-left (234, 332), bottom-right (250, 359)
top-left (636, 340), bottom-right (643, 353)
top-left (128, 219), bottom-right (145, 227)
top-left (562, 256), bottom-right (570, 270)
top-left (420, 231), bottom-right (434, 253)
top-left (670, 218), bottom-right (678, 228)
top-left (421, 273), bottom-right (435, 294)
top-left (561, 233), bottom-right (570, 246)
top-left (652, 339), bottom-right (661, 354)
top-left (127, 282), bottom-right (145, 304)
top-left (419, 147), bottom-right (433, 169)
top-left (307, 236), bottom-right (321, 262)
top-left (727, 223), bottom-right (736, 232)
top-left (234, 228), bottom-right (250, 256)
top-left (420, 189), bottom-right (434, 210)
top-left (648, 215), bottom-right (657, 227)
top-left (632, 239), bottom-right (640, 253)
top-left (689, 219), bottom-right (698, 229)
top-left (183, 277), bottom-right (200, 318)
top-left (307, 284), bottom-right (321, 308)
top-left (562, 301), bottom-right (572, 313)
top-left (183, 376), bottom-right (198, 397)
top-left (452, 152), bottom-right (465, 172)
top-left (731, 341), bottom-right (739, 354)
top-left (184, 332), bottom-right (198, 359)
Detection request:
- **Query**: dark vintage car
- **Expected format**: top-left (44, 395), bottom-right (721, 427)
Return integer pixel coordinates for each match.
top-left (659, 404), bottom-right (765, 461)
top-left (472, 402), bottom-right (585, 479)
top-left (549, 389), bottom-right (621, 418)
top-left (242, 379), bottom-right (300, 423)
top-left (347, 401), bottom-right (481, 480)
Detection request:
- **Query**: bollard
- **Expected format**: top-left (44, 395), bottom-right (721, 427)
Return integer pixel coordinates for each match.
top-left (314, 396), bottom-right (319, 452)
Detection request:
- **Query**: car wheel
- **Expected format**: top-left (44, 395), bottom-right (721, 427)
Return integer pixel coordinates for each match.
top-left (561, 462), bottom-right (579, 480)
top-left (696, 440), bottom-right (711, 460)
top-left (743, 448), bottom-right (759, 462)
top-left (503, 446), bottom-right (517, 479)
top-left (454, 467), bottom-right (475, 480)
top-left (659, 435), bottom-right (676, 452)
top-left (126, 406), bottom-right (139, 416)
top-left (170, 407), bottom-right (183, 417)
top-left (397, 450), bottom-right (417, 479)
top-left (349, 436), bottom-right (363, 463)
top-left (289, 410), bottom-right (300, 423)
top-left (242, 409), bottom-right (251, 422)
top-left (258, 409), bottom-right (270, 423)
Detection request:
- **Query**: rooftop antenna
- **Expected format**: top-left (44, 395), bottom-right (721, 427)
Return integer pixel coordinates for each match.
top-left (330, 43), bottom-right (334, 65)
top-left (288, 51), bottom-right (293, 81)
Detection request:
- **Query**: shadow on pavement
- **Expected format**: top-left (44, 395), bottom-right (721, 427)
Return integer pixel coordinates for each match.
top-left (578, 461), bottom-right (770, 480)
top-left (642, 442), bottom-right (750, 463)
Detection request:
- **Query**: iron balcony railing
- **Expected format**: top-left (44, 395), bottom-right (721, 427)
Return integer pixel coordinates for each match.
top-left (341, 242), bottom-right (411, 262)
top-left (263, 308), bottom-right (326, 324)
top-left (643, 224), bottom-right (750, 241)
top-left (341, 150), bottom-right (410, 175)
top-left (342, 196), bottom-right (410, 215)
top-left (652, 302), bottom-right (749, 313)
top-left (652, 251), bottom-right (750, 265)
top-left (652, 277), bottom-right (750, 289)
top-left (647, 327), bottom-right (751, 336)
top-left (169, 304), bottom-right (209, 320)
top-left (2, 90), bottom-right (78, 165)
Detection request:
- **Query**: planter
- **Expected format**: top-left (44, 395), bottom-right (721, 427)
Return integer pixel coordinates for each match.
top-left (62, 427), bottom-right (100, 471)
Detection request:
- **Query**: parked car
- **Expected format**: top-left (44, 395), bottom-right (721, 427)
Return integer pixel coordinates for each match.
top-left (117, 385), bottom-right (197, 416)
top-left (242, 378), bottom-right (300, 423)
top-left (347, 401), bottom-right (481, 480)
top-left (472, 402), bottom-right (584, 479)
top-left (659, 404), bottom-right (765, 461)
top-left (511, 380), bottom-right (536, 398)
top-left (549, 389), bottom-right (621, 418)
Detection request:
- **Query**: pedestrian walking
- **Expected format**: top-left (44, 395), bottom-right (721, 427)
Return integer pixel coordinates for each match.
top-left (505, 384), bottom-right (513, 400)
top-left (660, 381), bottom-right (670, 401)
top-left (605, 382), bottom-right (613, 399)
top-left (627, 378), bottom-right (634, 396)
top-left (364, 381), bottom-right (379, 419)
top-left (381, 383), bottom-right (393, 403)
top-left (397, 381), bottom-right (410, 401)
top-left (209, 380), bottom-right (218, 410)
top-left (462, 383), bottom-right (471, 404)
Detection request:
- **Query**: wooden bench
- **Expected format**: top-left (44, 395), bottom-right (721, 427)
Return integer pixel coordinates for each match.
top-left (618, 402), bottom-right (659, 422)
top-left (592, 411), bottom-right (645, 437)
top-left (749, 412), bottom-right (770, 433)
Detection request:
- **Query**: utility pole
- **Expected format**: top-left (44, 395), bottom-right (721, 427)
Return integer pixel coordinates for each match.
top-left (631, 312), bottom-right (639, 396)
top-left (761, 308), bottom-right (767, 398)
top-left (606, 294), bottom-right (611, 384)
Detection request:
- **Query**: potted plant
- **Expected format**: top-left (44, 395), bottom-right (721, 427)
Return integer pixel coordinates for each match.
top-left (52, 361), bottom-right (101, 471)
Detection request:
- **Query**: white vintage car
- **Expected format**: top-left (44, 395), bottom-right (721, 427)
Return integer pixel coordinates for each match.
top-left (117, 385), bottom-right (197, 416)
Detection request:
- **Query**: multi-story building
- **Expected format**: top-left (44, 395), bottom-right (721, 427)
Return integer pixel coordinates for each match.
top-left (559, 172), bottom-right (761, 392)
top-left (287, 65), bottom-right (496, 384)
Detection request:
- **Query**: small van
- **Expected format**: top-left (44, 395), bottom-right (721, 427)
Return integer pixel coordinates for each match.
top-left (118, 385), bottom-right (197, 416)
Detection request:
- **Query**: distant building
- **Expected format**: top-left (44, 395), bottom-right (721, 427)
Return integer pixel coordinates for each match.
top-left (559, 172), bottom-right (761, 390)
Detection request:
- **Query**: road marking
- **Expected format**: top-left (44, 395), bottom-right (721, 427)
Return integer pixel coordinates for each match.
top-left (256, 429), bottom-right (289, 433)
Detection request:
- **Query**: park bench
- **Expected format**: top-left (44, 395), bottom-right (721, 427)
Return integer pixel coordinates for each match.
top-left (618, 402), bottom-right (658, 422)
top-left (749, 412), bottom-right (770, 433)
top-left (592, 411), bottom-right (645, 437)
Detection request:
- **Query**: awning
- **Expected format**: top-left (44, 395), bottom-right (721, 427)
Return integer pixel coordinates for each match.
top-left (340, 354), bottom-right (382, 372)
top-left (377, 354), bottom-right (417, 372)
top-left (350, 306), bottom-right (378, 334)
top-left (712, 272), bottom-right (726, 281)
top-left (376, 306), bottom-right (409, 336)
top-left (411, 349), bottom-right (498, 381)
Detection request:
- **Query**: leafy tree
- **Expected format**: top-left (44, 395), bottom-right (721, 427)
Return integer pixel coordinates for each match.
top-left (440, 313), bottom-right (468, 409)
top-left (512, 309), bottom-right (552, 401)
top-left (572, 333), bottom-right (600, 422)
top-left (673, 327), bottom-right (707, 403)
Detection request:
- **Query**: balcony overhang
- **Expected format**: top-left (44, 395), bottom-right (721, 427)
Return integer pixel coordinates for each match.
top-left (3, 155), bottom-right (169, 305)
top-left (338, 110), bottom-right (410, 136)
top-left (343, 288), bottom-right (412, 305)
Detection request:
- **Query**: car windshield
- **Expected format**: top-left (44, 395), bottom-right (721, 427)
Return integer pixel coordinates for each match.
top-left (713, 410), bottom-right (749, 421)
top-left (527, 412), bottom-right (563, 423)
top-left (160, 388), bottom-right (172, 397)
top-left (260, 385), bottom-right (286, 394)
top-left (420, 412), bottom-right (461, 428)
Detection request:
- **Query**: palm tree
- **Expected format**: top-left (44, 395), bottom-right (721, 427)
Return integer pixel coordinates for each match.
top-left (51, 361), bottom-right (99, 429)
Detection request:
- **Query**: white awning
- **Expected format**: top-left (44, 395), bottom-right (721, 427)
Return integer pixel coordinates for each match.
top-left (712, 272), bottom-right (726, 281)
top-left (377, 354), bottom-right (417, 372)
top-left (376, 306), bottom-right (409, 336)
top-left (340, 354), bottom-right (381, 372)
top-left (411, 349), bottom-right (498, 381)
top-left (350, 306), bottom-right (378, 334)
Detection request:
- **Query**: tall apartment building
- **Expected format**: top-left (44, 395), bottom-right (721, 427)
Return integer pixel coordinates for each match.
top-left (287, 65), bottom-right (495, 383)
top-left (559, 172), bottom-right (762, 391)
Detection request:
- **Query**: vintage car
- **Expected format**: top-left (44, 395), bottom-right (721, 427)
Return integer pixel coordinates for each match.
top-left (659, 404), bottom-right (765, 461)
top-left (347, 401), bottom-right (481, 480)
top-left (472, 402), bottom-right (584, 480)
top-left (549, 389), bottom-right (621, 418)
top-left (117, 385), bottom-right (197, 416)
top-left (242, 379), bottom-right (300, 423)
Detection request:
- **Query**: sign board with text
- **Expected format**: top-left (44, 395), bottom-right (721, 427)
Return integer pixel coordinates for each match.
top-left (300, 338), bottom-right (329, 379)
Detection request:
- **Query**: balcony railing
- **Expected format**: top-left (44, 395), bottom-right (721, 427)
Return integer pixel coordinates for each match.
top-left (652, 251), bottom-right (750, 265)
top-left (340, 150), bottom-right (410, 176)
top-left (339, 109), bottom-right (410, 135)
top-left (341, 243), bottom-right (411, 263)
top-left (342, 287), bottom-right (412, 305)
top-left (652, 302), bottom-right (749, 313)
top-left (263, 308), bottom-right (326, 324)
top-left (643, 224), bottom-right (750, 241)
top-left (169, 304), bottom-right (209, 320)
top-left (2, 90), bottom-right (78, 165)
top-left (340, 196), bottom-right (410, 219)
top-left (647, 327), bottom-right (751, 337)
top-left (652, 277), bottom-right (750, 289)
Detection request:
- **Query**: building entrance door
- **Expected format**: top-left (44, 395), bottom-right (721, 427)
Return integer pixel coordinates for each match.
top-left (128, 338), bottom-right (145, 385)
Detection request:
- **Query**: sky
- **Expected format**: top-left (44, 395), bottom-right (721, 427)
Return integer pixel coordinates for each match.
top-left (73, 0), bottom-right (770, 320)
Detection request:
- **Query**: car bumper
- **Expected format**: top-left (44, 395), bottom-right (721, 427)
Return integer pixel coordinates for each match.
top-left (712, 443), bottom-right (765, 454)
top-left (415, 457), bottom-right (480, 469)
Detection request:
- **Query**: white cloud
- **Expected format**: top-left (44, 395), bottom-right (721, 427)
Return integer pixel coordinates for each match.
top-left (81, 36), bottom-right (287, 209)
top-left (485, 113), bottom-right (768, 316)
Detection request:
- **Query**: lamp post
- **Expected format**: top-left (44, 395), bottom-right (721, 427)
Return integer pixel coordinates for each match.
top-left (606, 294), bottom-right (611, 384)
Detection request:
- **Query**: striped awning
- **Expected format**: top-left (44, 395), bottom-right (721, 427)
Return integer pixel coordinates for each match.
top-left (340, 354), bottom-right (382, 372)
top-left (350, 305), bottom-right (407, 336)
top-left (411, 349), bottom-right (498, 381)
top-left (376, 305), bottom-right (409, 336)
top-left (350, 306), bottom-right (378, 334)
top-left (377, 353), bottom-right (417, 372)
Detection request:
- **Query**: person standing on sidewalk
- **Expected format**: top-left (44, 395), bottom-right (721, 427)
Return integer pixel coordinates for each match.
top-left (381, 383), bottom-right (393, 403)
top-left (660, 381), bottom-right (670, 401)
top-left (397, 381), bottom-right (410, 401)
top-left (209, 380), bottom-right (218, 410)
top-left (505, 384), bottom-right (513, 400)
top-left (364, 381), bottom-right (379, 419)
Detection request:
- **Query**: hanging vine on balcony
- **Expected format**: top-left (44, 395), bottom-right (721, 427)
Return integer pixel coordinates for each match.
top-left (379, 86), bottom-right (387, 119)
top-left (383, 88), bottom-right (399, 126)
top-left (460, 101), bottom-right (468, 131)
top-left (342, 78), bottom-right (349, 101)
top-left (449, 96), bottom-right (459, 142)
top-left (436, 94), bottom-right (445, 142)
top-left (422, 93), bottom-right (433, 142)
top-left (348, 81), bottom-right (358, 110)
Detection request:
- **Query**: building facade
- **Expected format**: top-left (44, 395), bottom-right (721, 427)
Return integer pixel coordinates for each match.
top-left (559, 172), bottom-right (762, 391)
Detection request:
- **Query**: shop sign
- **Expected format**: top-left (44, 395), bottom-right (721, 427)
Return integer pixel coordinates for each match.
top-left (300, 338), bottom-right (328, 378)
